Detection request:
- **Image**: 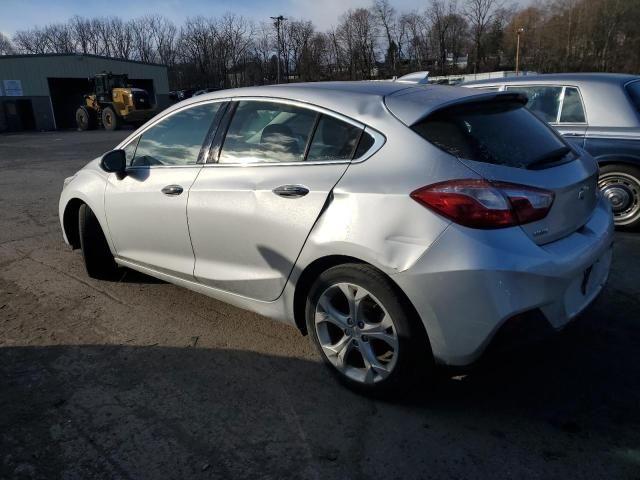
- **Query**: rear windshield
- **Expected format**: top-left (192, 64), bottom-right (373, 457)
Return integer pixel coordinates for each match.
top-left (626, 80), bottom-right (640, 112)
top-left (412, 101), bottom-right (572, 169)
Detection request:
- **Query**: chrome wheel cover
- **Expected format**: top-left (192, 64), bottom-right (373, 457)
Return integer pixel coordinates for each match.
top-left (599, 172), bottom-right (640, 225)
top-left (314, 282), bottom-right (399, 384)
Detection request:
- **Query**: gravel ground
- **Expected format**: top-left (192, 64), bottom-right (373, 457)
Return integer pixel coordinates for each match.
top-left (1, 130), bottom-right (639, 480)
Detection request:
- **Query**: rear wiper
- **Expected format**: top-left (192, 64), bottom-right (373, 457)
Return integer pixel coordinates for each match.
top-left (529, 146), bottom-right (572, 168)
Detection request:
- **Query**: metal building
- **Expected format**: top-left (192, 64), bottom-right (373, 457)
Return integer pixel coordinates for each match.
top-left (0, 53), bottom-right (171, 132)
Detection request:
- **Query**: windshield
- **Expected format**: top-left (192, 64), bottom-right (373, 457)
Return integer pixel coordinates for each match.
top-left (412, 101), bottom-right (573, 169)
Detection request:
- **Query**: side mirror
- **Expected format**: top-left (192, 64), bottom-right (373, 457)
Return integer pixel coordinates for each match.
top-left (100, 150), bottom-right (127, 175)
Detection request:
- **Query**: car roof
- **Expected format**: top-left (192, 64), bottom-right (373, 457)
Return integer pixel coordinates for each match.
top-left (462, 72), bottom-right (640, 87)
top-left (170, 81), bottom-right (506, 127)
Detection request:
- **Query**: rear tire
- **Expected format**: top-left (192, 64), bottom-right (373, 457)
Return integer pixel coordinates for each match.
top-left (78, 204), bottom-right (119, 280)
top-left (101, 106), bottom-right (120, 131)
top-left (598, 163), bottom-right (640, 229)
top-left (305, 263), bottom-right (433, 396)
top-left (76, 106), bottom-right (96, 131)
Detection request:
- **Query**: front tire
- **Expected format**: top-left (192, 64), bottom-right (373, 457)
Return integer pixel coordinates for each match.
top-left (78, 204), bottom-right (119, 279)
top-left (598, 163), bottom-right (640, 229)
top-left (305, 263), bottom-right (432, 395)
top-left (76, 106), bottom-right (96, 131)
top-left (101, 106), bottom-right (120, 131)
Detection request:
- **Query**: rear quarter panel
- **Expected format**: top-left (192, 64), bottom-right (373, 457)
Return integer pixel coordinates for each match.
top-left (291, 117), bottom-right (477, 279)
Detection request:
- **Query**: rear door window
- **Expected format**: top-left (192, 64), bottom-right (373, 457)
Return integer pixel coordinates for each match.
top-left (354, 131), bottom-right (375, 159)
top-left (505, 85), bottom-right (563, 123)
top-left (307, 115), bottom-right (362, 161)
top-left (412, 100), bottom-right (572, 169)
top-left (559, 87), bottom-right (586, 123)
top-left (219, 101), bottom-right (317, 164)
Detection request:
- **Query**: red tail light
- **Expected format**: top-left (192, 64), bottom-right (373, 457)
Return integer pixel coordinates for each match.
top-left (410, 179), bottom-right (554, 229)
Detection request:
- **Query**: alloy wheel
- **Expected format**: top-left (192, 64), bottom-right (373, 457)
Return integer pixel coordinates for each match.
top-left (314, 282), bottom-right (399, 384)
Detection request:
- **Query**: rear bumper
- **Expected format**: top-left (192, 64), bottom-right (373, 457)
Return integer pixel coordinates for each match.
top-left (392, 196), bottom-right (615, 366)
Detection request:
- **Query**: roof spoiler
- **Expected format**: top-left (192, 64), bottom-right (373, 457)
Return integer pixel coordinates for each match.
top-left (384, 86), bottom-right (529, 126)
top-left (411, 91), bottom-right (528, 126)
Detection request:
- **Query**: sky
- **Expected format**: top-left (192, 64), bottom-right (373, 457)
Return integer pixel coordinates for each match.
top-left (0, 0), bottom-right (526, 37)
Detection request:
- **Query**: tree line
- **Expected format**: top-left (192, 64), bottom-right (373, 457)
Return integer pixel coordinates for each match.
top-left (0, 0), bottom-right (638, 90)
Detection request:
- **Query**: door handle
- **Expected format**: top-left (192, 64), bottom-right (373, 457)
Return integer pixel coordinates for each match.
top-left (273, 185), bottom-right (310, 199)
top-left (161, 184), bottom-right (184, 196)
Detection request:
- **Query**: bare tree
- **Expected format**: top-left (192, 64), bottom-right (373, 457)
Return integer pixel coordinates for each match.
top-left (0, 32), bottom-right (14, 55)
top-left (219, 14), bottom-right (254, 87)
top-left (131, 17), bottom-right (156, 63)
top-left (400, 11), bottom-right (430, 70)
top-left (5, 0), bottom-right (640, 88)
top-left (13, 29), bottom-right (48, 54)
top-left (465, 0), bottom-right (501, 72)
top-left (111, 18), bottom-right (133, 59)
top-left (149, 15), bottom-right (178, 66)
top-left (372, 0), bottom-right (399, 75)
top-left (428, 0), bottom-right (457, 74)
top-left (337, 8), bottom-right (379, 79)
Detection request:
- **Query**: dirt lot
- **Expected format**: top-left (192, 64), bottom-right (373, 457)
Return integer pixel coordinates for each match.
top-left (1, 130), bottom-right (639, 480)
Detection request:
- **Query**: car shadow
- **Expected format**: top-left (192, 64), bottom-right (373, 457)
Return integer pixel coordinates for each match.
top-left (2, 291), bottom-right (639, 480)
top-left (15, 237), bottom-right (635, 477)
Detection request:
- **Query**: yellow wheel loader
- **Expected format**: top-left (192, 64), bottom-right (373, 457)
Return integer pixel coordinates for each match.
top-left (76, 73), bottom-right (157, 131)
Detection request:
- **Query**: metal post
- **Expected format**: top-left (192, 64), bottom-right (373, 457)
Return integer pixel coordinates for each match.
top-left (515, 27), bottom-right (524, 76)
top-left (270, 15), bottom-right (285, 84)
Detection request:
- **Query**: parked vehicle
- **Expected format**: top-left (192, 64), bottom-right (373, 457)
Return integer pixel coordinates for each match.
top-left (59, 82), bottom-right (614, 395)
top-left (463, 73), bottom-right (640, 228)
top-left (76, 72), bottom-right (156, 131)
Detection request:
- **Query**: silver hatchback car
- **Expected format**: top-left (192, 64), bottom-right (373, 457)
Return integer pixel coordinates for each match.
top-left (59, 82), bottom-right (614, 394)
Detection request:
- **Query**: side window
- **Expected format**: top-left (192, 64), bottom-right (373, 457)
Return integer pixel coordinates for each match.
top-left (505, 85), bottom-right (563, 123)
top-left (560, 87), bottom-right (586, 123)
top-left (131, 102), bottom-right (221, 167)
top-left (219, 101), bottom-right (316, 164)
top-left (307, 115), bottom-right (363, 162)
top-left (354, 131), bottom-right (375, 159)
top-left (123, 137), bottom-right (139, 165)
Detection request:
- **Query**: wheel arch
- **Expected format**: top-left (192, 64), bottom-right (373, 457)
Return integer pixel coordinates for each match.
top-left (595, 155), bottom-right (640, 168)
top-left (62, 198), bottom-right (85, 249)
top-left (292, 254), bottom-right (429, 351)
top-left (62, 196), bottom-right (112, 252)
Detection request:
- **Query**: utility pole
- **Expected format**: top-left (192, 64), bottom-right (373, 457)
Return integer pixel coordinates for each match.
top-left (270, 15), bottom-right (286, 84)
top-left (515, 27), bottom-right (524, 76)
